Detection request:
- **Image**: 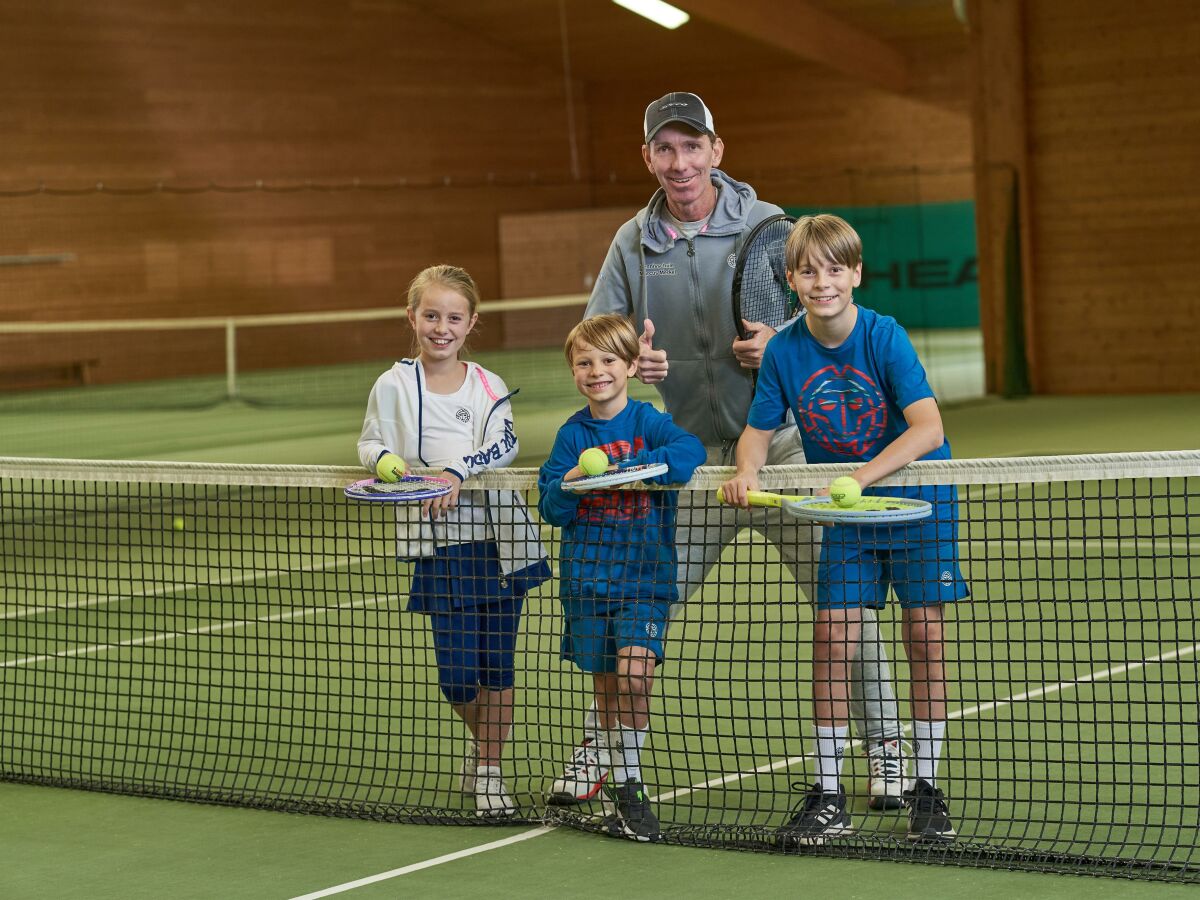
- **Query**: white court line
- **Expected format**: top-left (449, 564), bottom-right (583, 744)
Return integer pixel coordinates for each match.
top-left (288, 639), bottom-right (1200, 898)
top-left (288, 827), bottom-right (556, 900)
top-left (657, 639), bottom-right (1200, 802)
top-left (0, 593), bottom-right (399, 668)
top-left (2, 553), bottom-right (383, 621)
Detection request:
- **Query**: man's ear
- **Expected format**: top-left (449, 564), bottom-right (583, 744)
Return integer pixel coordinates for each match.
top-left (711, 136), bottom-right (724, 167)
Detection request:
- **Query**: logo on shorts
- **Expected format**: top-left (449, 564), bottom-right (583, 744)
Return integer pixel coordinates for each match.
top-left (727, 253), bottom-right (737, 268)
top-left (456, 407), bottom-right (471, 423)
top-left (940, 570), bottom-right (953, 584)
top-left (645, 622), bottom-right (659, 638)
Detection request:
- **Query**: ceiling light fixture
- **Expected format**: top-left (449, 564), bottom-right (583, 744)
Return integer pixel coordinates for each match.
top-left (612, 0), bottom-right (690, 30)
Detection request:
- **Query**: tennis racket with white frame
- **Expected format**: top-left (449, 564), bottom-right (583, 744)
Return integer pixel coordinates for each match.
top-left (344, 475), bottom-right (454, 503)
top-left (561, 462), bottom-right (669, 493)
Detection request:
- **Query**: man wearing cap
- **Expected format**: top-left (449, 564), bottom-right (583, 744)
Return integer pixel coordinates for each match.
top-left (544, 91), bottom-right (908, 824)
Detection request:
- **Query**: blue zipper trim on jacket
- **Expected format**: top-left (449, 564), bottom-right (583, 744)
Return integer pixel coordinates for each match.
top-left (412, 360), bottom-right (431, 467)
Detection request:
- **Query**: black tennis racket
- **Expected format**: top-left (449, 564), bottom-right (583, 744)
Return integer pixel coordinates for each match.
top-left (731, 213), bottom-right (797, 385)
top-left (732, 213), bottom-right (797, 336)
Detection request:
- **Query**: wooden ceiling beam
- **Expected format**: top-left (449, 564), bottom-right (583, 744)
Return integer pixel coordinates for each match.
top-left (681, 0), bottom-right (910, 94)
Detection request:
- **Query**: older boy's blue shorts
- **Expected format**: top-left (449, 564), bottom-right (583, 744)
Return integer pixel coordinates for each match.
top-left (561, 599), bottom-right (671, 674)
top-left (816, 536), bottom-right (969, 610)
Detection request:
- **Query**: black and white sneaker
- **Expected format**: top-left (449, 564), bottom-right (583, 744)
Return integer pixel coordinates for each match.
top-left (601, 778), bottom-right (662, 843)
top-left (904, 778), bottom-right (956, 843)
top-left (546, 737), bottom-right (608, 805)
top-left (776, 782), bottom-right (853, 848)
top-left (866, 739), bottom-right (911, 810)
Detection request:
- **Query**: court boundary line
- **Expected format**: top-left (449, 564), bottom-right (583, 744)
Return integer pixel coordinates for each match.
top-left (287, 827), bottom-right (556, 900)
top-left (1, 592), bottom-right (400, 669)
top-left (2, 553), bottom-right (384, 621)
top-left (286, 639), bottom-right (1200, 898)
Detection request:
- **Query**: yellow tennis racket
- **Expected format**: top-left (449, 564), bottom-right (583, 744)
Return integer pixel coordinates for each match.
top-left (715, 487), bottom-right (932, 523)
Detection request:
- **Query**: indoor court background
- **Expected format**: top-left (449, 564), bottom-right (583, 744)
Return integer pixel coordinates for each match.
top-left (2, 0), bottom-right (1199, 897)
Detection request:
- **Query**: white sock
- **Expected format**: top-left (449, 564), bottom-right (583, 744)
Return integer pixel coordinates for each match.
top-left (583, 702), bottom-right (601, 743)
top-left (913, 720), bottom-right (947, 785)
top-left (815, 725), bottom-right (849, 793)
top-left (616, 724), bottom-right (649, 784)
top-left (475, 764), bottom-right (501, 782)
top-left (604, 729), bottom-right (624, 781)
top-left (607, 726), bottom-right (647, 784)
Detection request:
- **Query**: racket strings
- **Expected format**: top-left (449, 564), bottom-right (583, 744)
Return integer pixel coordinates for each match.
top-left (364, 481), bottom-right (447, 496)
top-left (735, 217), bottom-right (797, 333)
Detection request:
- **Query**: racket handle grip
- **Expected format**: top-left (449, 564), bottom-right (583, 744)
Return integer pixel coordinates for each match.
top-left (713, 487), bottom-right (782, 508)
top-left (745, 490), bottom-right (782, 508)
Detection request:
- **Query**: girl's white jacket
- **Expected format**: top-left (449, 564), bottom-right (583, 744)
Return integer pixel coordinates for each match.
top-left (357, 359), bottom-right (547, 575)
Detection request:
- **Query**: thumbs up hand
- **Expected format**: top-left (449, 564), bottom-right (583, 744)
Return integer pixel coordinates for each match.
top-left (637, 318), bottom-right (669, 384)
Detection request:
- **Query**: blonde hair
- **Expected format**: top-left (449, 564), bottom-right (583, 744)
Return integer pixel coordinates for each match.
top-left (563, 314), bottom-right (640, 366)
top-left (406, 264), bottom-right (481, 315)
top-left (785, 214), bottom-right (863, 273)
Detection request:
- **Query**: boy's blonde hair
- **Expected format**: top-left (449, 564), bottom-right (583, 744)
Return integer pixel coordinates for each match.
top-left (785, 214), bottom-right (863, 273)
top-left (563, 314), bottom-right (640, 365)
top-left (406, 264), bottom-right (481, 315)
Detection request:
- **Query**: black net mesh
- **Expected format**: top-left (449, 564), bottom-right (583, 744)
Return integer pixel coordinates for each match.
top-left (1, 452), bottom-right (1197, 880)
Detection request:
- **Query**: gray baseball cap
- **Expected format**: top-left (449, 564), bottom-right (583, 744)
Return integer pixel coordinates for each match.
top-left (643, 92), bottom-right (716, 142)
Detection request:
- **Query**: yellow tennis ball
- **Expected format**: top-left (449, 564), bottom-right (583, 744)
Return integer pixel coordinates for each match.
top-left (578, 447), bottom-right (609, 476)
top-left (375, 452), bottom-right (406, 483)
top-left (829, 476), bottom-right (861, 508)
top-left (172, 516), bottom-right (185, 531)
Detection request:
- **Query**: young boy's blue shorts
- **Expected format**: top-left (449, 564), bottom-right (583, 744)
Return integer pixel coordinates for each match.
top-left (561, 598), bottom-right (671, 674)
top-left (816, 533), bottom-right (969, 610)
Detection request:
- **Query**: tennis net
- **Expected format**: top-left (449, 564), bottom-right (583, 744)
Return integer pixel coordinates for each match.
top-left (1, 451), bottom-right (1197, 881)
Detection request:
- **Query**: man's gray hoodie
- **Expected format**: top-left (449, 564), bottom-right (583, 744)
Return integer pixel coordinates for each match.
top-left (585, 168), bottom-right (783, 447)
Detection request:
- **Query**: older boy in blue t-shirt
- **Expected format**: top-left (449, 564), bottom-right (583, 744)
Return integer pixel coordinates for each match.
top-left (539, 313), bottom-right (704, 843)
top-left (721, 214), bottom-right (969, 846)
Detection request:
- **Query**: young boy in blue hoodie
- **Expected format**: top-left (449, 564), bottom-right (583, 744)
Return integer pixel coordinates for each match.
top-left (538, 313), bottom-right (704, 843)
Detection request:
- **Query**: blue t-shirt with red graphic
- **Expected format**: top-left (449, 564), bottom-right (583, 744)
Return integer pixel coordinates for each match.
top-left (538, 399), bottom-right (704, 607)
top-left (748, 306), bottom-right (957, 544)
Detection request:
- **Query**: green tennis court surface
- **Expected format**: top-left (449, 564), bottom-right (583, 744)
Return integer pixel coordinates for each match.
top-left (3, 360), bottom-right (1199, 895)
top-left (2, 452), bottom-right (1197, 894)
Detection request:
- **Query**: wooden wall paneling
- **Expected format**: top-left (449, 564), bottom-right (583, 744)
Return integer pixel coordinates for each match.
top-left (498, 207), bottom-right (638, 298)
top-left (968, 0), bottom-right (1035, 396)
top-left (585, 71), bottom-right (974, 210)
top-left (0, 0), bottom-right (595, 387)
top-left (1021, 0), bottom-right (1200, 393)
top-left (495, 206), bottom-right (638, 350)
top-left (0, 1), bottom-right (590, 184)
